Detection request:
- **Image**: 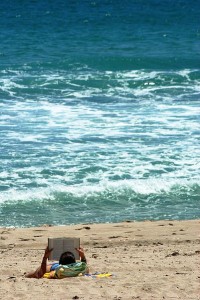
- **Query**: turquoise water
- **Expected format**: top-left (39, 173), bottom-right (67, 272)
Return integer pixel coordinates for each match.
top-left (0, 0), bottom-right (200, 227)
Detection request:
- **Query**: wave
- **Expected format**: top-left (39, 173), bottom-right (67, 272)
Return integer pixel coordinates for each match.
top-left (0, 180), bottom-right (199, 227)
top-left (1, 67), bottom-right (200, 102)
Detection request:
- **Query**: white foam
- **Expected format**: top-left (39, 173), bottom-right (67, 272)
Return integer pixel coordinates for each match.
top-left (0, 177), bottom-right (196, 205)
top-left (0, 68), bottom-right (199, 207)
top-left (0, 171), bottom-right (9, 178)
top-left (0, 78), bottom-right (26, 95)
top-left (176, 69), bottom-right (193, 79)
top-left (0, 187), bottom-right (53, 203)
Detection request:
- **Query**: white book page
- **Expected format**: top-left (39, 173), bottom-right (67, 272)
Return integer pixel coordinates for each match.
top-left (48, 237), bottom-right (80, 261)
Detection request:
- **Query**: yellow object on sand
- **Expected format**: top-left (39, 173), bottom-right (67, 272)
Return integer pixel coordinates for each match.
top-left (95, 273), bottom-right (113, 278)
top-left (43, 271), bottom-right (56, 279)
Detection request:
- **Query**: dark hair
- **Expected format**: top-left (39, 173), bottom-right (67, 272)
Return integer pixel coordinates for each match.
top-left (59, 251), bottom-right (76, 265)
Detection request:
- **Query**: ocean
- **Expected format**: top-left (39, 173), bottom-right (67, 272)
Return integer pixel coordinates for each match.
top-left (0, 0), bottom-right (199, 227)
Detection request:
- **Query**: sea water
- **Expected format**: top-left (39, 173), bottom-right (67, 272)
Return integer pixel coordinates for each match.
top-left (0, 0), bottom-right (199, 227)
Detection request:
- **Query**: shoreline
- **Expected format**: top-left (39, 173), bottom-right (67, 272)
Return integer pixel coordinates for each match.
top-left (1, 219), bottom-right (199, 299)
top-left (1, 216), bottom-right (200, 229)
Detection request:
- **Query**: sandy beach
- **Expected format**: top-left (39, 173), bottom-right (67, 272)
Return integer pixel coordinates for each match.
top-left (0, 219), bottom-right (199, 300)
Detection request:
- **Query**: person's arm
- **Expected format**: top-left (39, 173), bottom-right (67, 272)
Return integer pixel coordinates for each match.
top-left (39, 246), bottom-right (52, 277)
top-left (76, 247), bottom-right (89, 274)
top-left (26, 246), bottom-right (53, 279)
top-left (76, 247), bottom-right (87, 263)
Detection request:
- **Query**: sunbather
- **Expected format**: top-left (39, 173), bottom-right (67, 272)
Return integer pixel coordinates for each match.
top-left (26, 246), bottom-right (88, 279)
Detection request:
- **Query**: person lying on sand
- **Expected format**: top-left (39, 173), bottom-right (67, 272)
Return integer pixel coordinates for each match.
top-left (26, 246), bottom-right (88, 279)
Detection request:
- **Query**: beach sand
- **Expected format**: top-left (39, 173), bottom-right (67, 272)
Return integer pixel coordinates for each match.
top-left (0, 220), bottom-right (199, 300)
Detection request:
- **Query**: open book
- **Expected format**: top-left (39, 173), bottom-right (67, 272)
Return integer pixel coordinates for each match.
top-left (48, 237), bottom-right (80, 261)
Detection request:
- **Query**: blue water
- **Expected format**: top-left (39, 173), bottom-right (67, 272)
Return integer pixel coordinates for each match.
top-left (0, 0), bottom-right (200, 227)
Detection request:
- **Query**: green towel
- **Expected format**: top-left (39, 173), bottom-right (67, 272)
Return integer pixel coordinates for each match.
top-left (55, 262), bottom-right (88, 279)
